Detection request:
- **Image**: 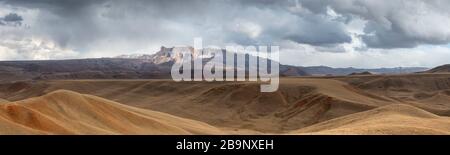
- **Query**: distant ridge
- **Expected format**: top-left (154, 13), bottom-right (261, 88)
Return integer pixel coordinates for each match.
top-left (423, 64), bottom-right (450, 73)
top-left (300, 66), bottom-right (428, 76)
top-left (349, 71), bottom-right (373, 76)
top-left (0, 46), bottom-right (431, 82)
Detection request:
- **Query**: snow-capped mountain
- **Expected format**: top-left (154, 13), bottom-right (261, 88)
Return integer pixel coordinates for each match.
top-left (116, 46), bottom-right (215, 64)
top-left (112, 46), bottom-right (428, 76)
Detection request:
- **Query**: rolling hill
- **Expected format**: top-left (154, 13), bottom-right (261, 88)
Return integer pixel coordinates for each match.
top-left (293, 104), bottom-right (450, 135)
top-left (423, 64), bottom-right (450, 73)
top-left (0, 90), bottom-right (225, 134)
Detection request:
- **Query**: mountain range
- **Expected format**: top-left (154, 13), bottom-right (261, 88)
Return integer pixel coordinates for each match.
top-left (0, 46), bottom-right (430, 82)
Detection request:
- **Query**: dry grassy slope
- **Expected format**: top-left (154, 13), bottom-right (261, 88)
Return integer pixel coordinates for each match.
top-left (0, 78), bottom-right (397, 132)
top-left (0, 90), bottom-right (225, 135)
top-left (293, 104), bottom-right (450, 135)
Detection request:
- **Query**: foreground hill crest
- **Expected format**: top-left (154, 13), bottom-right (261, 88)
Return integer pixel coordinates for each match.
top-left (0, 90), bottom-right (224, 134)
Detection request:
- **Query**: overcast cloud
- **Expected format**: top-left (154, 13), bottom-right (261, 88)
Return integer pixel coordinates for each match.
top-left (1, 0), bottom-right (450, 68)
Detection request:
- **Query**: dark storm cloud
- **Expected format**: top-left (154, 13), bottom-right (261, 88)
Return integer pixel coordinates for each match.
top-left (1, 0), bottom-right (111, 48)
top-left (3, 13), bottom-right (23, 22)
top-left (359, 20), bottom-right (445, 49)
top-left (284, 16), bottom-right (352, 46)
top-left (2, 0), bottom-right (449, 54)
top-left (3, 0), bottom-right (107, 15)
top-left (0, 13), bottom-right (23, 26)
top-left (0, 0), bottom-right (353, 53)
top-left (297, 0), bottom-right (450, 49)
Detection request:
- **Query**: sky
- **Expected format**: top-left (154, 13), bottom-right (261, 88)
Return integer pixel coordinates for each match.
top-left (1, 0), bottom-right (450, 68)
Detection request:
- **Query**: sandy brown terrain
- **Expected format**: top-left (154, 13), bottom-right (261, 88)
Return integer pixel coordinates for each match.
top-left (293, 104), bottom-right (450, 134)
top-left (1, 73), bottom-right (450, 134)
top-left (0, 90), bottom-right (226, 134)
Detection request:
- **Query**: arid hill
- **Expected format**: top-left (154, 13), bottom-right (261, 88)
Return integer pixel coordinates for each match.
top-left (1, 73), bottom-right (450, 134)
top-left (0, 90), bottom-right (225, 134)
top-left (423, 64), bottom-right (450, 73)
top-left (293, 104), bottom-right (450, 135)
top-left (1, 85), bottom-right (450, 135)
top-left (0, 78), bottom-right (402, 132)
